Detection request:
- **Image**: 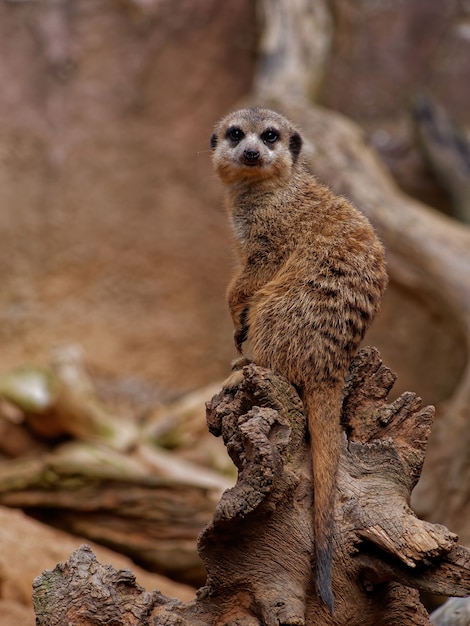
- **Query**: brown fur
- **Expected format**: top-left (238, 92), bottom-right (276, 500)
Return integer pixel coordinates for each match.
top-left (211, 107), bottom-right (388, 613)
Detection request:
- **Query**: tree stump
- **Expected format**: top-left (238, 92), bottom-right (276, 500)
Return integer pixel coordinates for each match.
top-left (32, 348), bottom-right (470, 625)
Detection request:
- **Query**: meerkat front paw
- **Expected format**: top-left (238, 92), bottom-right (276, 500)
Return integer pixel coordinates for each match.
top-left (222, 356), bottom-right (254, 391)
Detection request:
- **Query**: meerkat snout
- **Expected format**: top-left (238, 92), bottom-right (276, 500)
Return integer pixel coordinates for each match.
top-left (242, 148), bottom-right (260, 164)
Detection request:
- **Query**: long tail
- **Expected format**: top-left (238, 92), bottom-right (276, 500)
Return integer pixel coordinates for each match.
top-left (303, 384), bottom-right (342, 614)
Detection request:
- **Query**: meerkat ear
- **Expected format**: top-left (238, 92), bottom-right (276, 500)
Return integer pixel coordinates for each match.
top-left (289, 131), bottom-right (302, 163)
top-left (210, 133), bottom-right (218, 150)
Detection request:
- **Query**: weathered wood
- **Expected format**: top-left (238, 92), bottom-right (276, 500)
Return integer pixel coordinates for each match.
top-left (430, 596), bottom-right (470, 626)
top-left (0, 350), bottom-right (230, 586)
top-left (33, 349), bottom-right (470, 625)
top-left (33, 545), bottom-right (165, 626)
top-left (0, 443), bottom-right (223, 586)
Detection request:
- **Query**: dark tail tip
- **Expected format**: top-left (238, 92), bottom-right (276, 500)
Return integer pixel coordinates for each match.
top-left (316, 543), bottom-right (334, 614)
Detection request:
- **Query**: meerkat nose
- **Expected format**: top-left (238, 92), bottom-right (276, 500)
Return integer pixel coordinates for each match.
top-left (243, 149), bottom-right (260, 163)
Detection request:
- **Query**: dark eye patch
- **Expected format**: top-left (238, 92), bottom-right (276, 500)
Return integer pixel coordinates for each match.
top-left (289, 131), bottom-right (302, 162)
top-left (261, 128), bottom-right (279, 144)
top-left (226, 126), bottom-right (245, 142)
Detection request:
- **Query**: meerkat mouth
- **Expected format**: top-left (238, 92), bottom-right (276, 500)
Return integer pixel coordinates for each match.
top-left (240, 157), bottom-right (263, 167)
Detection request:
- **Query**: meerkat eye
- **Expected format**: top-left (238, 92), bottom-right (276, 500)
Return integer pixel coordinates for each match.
top-left (261, 129), bottom-right (279, 144)
top-left (226, 127), bottom-right (244, 142)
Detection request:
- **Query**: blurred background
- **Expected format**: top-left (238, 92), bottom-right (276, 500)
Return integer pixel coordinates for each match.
top-left (0, 1), bottom-right (469, 624)
top-left (0, 0), bottom-right (468, 396)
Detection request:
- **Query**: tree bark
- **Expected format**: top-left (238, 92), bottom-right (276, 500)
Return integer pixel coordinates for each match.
top-left (33, 349), bottom-right (470, 625)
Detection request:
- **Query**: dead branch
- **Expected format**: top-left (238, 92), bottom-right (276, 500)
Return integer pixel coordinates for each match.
top-left (0, 442), bottom-right (223, 586)
top-left (0, 347), bottom-right (231, 587)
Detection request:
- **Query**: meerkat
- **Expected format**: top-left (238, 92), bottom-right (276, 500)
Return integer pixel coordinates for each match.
top-left (210, 107), bottom-right (388, 613)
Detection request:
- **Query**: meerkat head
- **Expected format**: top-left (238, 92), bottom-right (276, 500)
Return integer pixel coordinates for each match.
top-left (210, 108), bottom-right (303, 187)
